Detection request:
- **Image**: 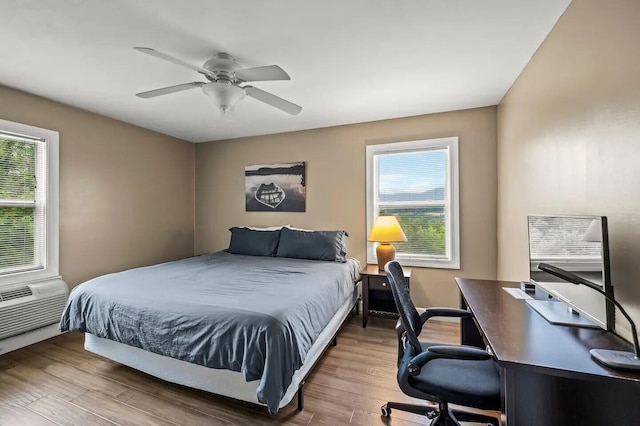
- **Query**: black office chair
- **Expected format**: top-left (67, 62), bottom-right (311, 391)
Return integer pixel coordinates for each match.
top-left (382, 261), bottom-right (501, 426)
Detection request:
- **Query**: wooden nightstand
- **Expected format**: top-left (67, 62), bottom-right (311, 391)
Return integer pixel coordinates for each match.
top-left (360, 264), bottom-right (411, 327)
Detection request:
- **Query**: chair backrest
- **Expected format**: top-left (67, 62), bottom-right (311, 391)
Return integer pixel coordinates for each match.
top-left (384, 261), bottom-right (422, 352)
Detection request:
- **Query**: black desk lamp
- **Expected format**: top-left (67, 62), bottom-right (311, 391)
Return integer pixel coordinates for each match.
top-left (537, 262), bottom-right (640, 372)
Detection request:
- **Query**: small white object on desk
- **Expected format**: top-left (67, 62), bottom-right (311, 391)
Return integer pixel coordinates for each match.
top-left (502, 287), bottom-right (533, 300)
top-left (520, 280), bottom-right (536, 292)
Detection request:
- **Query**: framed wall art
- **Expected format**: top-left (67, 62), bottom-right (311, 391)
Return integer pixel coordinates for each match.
top-left (245, 162), bottom-right (306, 212)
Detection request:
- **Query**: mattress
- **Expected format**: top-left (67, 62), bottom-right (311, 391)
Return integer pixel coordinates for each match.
top-left (61, 252), bottom-right (360, 413)
top-left (84, 288), bottom-right (358, 409)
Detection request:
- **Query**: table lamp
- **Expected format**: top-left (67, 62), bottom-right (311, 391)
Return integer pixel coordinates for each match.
top-left (368, 216), bottom-right (407, 270)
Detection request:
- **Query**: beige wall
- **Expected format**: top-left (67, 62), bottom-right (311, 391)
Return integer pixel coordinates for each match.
top-left (0, 85), bottom-right (195, 288)
top-left (497, 0), bottom-right (640, 339)
top-left (196, 107), bottom-right (497, 308)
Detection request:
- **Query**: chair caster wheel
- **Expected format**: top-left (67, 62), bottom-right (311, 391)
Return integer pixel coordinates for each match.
top-left (381, 404), bottom-right (391, 417)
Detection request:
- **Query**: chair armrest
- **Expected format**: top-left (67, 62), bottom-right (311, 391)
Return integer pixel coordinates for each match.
top-left (420, 308), bottom-right (471, 324)
top-left (428, 345), bottom-right (491, 360)
top-left (396, 308), bottom-right (472, 338)
top-left (407, 344), bottom-right (492, 376)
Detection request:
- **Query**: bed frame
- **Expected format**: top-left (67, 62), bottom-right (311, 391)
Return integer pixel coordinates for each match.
top-left (84, 284), bottom-right (360, 413)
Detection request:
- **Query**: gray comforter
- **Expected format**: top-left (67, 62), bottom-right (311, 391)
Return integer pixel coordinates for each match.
top-left (60, 252), bottom-right (360, 413)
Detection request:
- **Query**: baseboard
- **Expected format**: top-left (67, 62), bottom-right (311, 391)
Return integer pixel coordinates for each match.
top-left (0, 323), bottom-right (62, 355)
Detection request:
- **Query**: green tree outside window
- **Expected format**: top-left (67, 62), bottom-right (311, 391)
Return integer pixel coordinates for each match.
top-left (0, 138), bottom-right (37, 269)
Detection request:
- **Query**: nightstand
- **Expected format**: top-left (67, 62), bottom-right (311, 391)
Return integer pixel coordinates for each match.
top-left (360, 264), bottom-right (411, 327)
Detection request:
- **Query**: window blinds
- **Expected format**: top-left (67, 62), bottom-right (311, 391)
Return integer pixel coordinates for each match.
top-left (376, 149), bottom-right (448, 257)
top-left (528, 216), bottom-right (601, 259)
top-left (0, 132), bottom-right (46, 275)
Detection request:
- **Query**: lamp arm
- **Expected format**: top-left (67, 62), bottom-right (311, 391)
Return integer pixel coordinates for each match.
top-left (612, 298), bottom-right (640, 359)
top-left (576, 278), bottom-right (639, 359)
top-left (538, 263), bottom-right (640, 358)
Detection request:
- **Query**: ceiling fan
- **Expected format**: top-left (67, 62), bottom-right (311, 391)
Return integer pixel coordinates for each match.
top-left (133, 47), bottom-right (302, 115)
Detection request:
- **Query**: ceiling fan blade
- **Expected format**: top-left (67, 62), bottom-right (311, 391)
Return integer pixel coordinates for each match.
top-left (244, 86), bottom-right (302, 115)
top-left (135, 82), bottom-right (205, 98)
top-left (133, 47), bottom-right (214, 78)
top-left (236, 65), bottom-right (290, 82)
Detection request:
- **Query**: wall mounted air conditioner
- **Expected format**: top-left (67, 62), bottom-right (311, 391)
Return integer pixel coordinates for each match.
top-left (0, 278), bottom-right (68, 354)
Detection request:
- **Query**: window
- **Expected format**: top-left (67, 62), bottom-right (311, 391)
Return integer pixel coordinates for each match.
top-left (0, 119), bottom-right (60, 287)
top-left (366, 137), bottom-right (459, 269)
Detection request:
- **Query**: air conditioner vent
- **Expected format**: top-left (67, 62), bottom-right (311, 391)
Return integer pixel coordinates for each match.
top-left (0, 286), bottom-right (33, 302)
top-left (0, 293), bottom-right (67, 340)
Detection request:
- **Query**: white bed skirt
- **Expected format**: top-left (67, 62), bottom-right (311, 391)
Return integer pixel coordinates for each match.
top-left (84, 290), bottom-right (357, 410)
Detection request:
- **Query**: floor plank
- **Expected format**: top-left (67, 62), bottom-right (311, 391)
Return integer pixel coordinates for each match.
top-left (0, 355), bottom-right (17, 371)
top-left (4, 365), bottom-right (87, 402)
top-left (43, 363), bottom-right (129, 399)
top-left (70, 390), bottom-right (177, 426)
top-left (0, 315), bottom-right (496, 425)
top-left (26, 395), bottom-right (117, 426)
top-left (0, 404), bottom-right (58, 426)
top-left (114, 388), bottom-right (233, 425)
top-left (0, 371), bottom-right (46, 407)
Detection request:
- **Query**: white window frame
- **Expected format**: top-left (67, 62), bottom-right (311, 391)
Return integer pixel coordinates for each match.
top-left (366, 137), bottom-right (460, 269)
top-left (0, 118), bottom-right (61, 288)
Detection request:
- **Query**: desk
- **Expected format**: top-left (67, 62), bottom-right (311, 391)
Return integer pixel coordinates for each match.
top-left (456, 278), bottom-right (640, 426)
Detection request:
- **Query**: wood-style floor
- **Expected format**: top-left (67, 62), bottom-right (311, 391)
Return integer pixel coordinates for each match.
top-left (0, 315), bottom-right (495, 425)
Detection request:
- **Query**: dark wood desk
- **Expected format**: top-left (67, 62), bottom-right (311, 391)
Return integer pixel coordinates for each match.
top-left (456, 278), bottom-right (640, 426)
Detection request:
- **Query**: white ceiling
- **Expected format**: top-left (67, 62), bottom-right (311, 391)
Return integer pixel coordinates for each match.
top-left (0, 0), bottom-right (570, 142)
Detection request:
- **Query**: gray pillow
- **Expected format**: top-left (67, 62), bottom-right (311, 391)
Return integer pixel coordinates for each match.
top-left (228, 227), bottom-right (281, 256)
top-left (276, 227), bottom-right (348, 262)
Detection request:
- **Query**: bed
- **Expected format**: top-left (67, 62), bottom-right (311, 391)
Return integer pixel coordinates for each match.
top-left (60, 248), bottom-right (360, 414)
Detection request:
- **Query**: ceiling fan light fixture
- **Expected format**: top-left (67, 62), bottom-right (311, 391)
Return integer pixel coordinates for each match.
top-left (202, 82), bottom-right (246, 113)
top-left (134, 47), bottom-right (301, 115)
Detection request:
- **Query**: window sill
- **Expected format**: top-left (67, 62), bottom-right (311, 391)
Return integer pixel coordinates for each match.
top-left (0, 273), bottom-right (66, 291)
top-left (367, 254), bottom-right (460, 270)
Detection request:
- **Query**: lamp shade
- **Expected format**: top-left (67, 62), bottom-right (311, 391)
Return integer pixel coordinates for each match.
top-left (202, 82), bottom-right (246, 113)
top-left (368, 216), bottom-right (407, 243)
top-left (582, 219), bottom-right (602, 242)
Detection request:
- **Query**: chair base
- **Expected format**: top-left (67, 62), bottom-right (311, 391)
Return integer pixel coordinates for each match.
top-left (381, 401), bottom-right (499, 426)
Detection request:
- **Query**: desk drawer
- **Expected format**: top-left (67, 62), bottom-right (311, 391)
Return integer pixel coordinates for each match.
top-left (369, 275), bottom-right (391, 291)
